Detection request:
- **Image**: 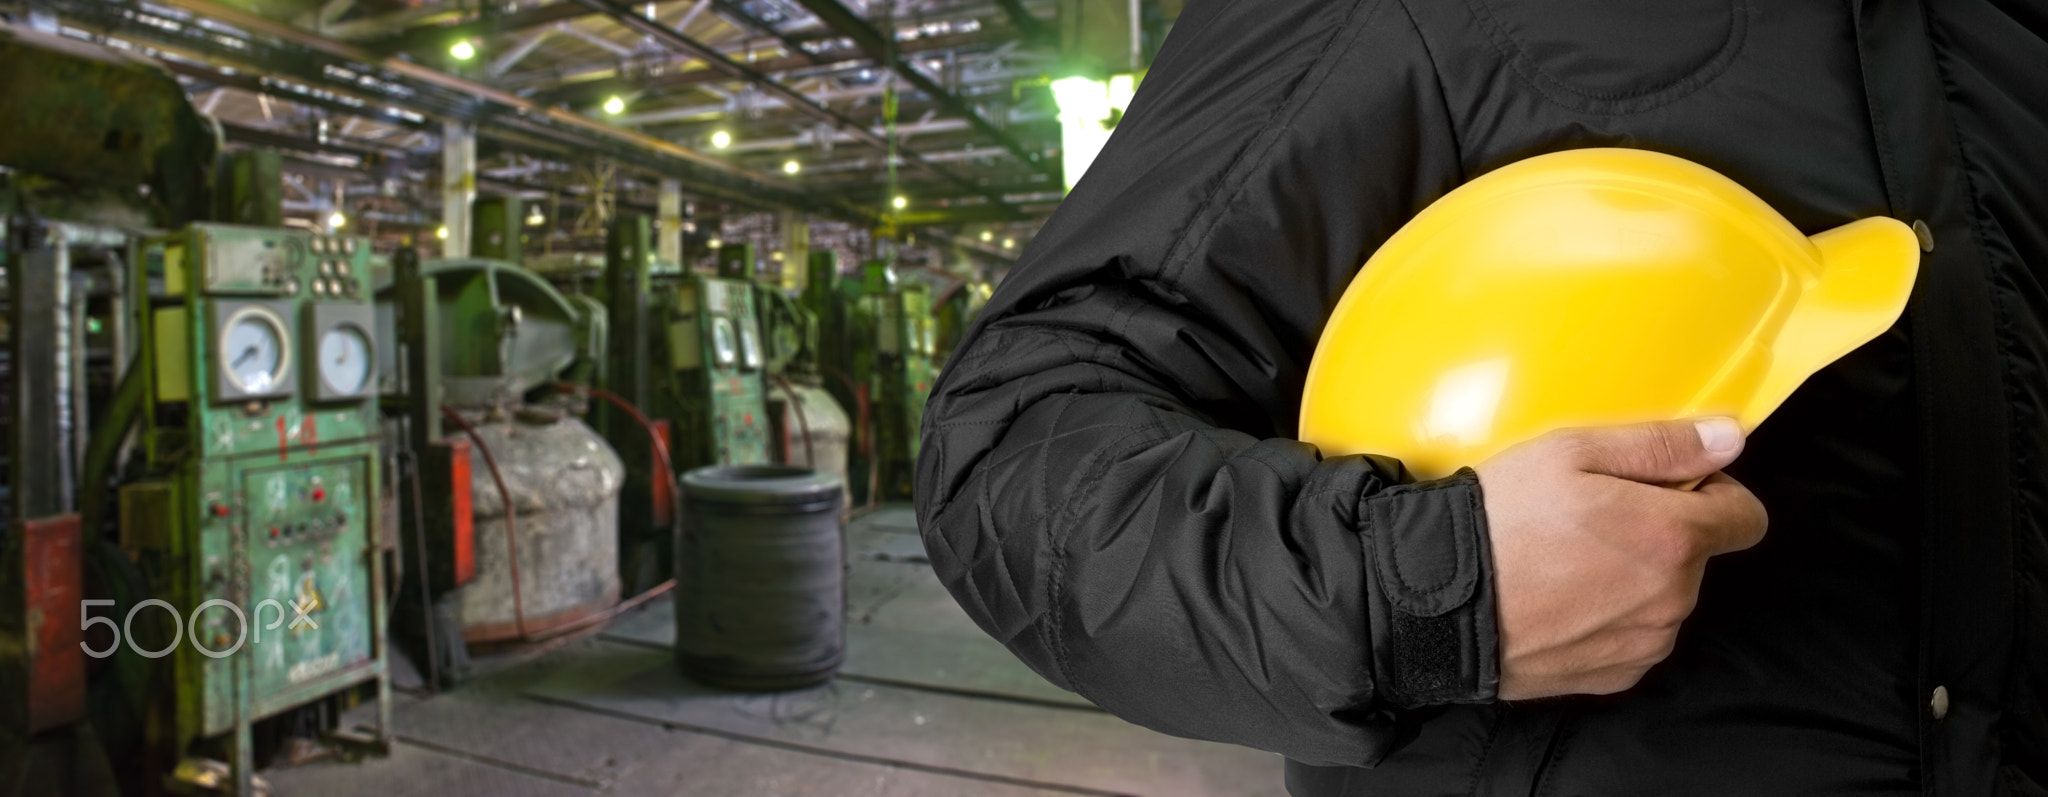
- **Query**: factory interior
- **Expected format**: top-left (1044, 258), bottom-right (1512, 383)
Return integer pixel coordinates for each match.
top-left (0, 0), bottom-right (1284, 794)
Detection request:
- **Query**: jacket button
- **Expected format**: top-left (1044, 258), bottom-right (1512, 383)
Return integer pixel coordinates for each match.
top-left (1930, 685), bottom-right (1950, 720)
top-left (1912, 220), bottom-right (1935, 253)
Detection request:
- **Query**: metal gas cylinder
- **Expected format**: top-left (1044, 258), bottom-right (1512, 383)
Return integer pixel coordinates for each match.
top-left (765, 378), bottom-right (852, 511)
top-left (456, 407), bottom-right (625, 643)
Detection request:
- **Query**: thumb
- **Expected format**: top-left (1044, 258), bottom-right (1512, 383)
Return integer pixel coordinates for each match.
top-left (1559, 417), bottom-right (1745, 485)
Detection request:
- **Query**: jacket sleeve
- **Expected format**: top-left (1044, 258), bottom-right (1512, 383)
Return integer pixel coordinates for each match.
top-left (914, 0), bottom-right (1496, 768)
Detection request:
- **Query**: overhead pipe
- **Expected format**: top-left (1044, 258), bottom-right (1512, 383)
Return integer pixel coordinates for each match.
top-left (788, 0), bottom-right (1063, 184)
top-left (569, 0), bottom-right (1023, 215)
top-left (156, 0), bottom-right (789, 189)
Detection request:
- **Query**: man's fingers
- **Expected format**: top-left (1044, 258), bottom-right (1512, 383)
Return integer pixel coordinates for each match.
top-left (1555, 418), bottom-right (1746, 485)
top-left (1676, 471), bottom-right (1770, 556)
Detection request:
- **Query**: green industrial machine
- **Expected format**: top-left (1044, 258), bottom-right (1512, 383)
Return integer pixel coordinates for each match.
top-left (686, 245), bottom-right (771, 469)
top-left (873, 273), bottom-right (935, 501)
top-left (472, 194), bottom-right (525, 262)
top-left (122, 224), bottom-right (388, 794)
top-left (805, 254), bottom-right (933, 504)
top-left (590, 220), bottom-right (771, 591)
top-left (934, 278), bottom-right (992, 365)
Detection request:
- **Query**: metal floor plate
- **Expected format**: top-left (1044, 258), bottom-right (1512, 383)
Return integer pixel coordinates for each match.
top-left (522, 639), bottom-right (1282, 797)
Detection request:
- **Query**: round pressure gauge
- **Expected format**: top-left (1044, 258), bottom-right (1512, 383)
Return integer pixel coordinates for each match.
top-left (317, 324), bottom-right (372, 396)
top-left (739, 326), bottom-right (763, 370)
top-left (220, 306), bottom-right (290, 394)
top-left (711, 318), bottom-right (738, 366)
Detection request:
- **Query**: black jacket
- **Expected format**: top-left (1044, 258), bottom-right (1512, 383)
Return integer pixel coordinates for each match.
top-left (915, 0), bottom-right (2047, 793)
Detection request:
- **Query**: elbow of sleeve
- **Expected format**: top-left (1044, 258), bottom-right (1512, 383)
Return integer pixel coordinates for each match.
top-left (1359, 468), bottom-right (1501, 710)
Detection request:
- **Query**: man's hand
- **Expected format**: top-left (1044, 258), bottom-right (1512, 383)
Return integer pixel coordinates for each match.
top-left (1475, 418), bottom-right (1768, 700)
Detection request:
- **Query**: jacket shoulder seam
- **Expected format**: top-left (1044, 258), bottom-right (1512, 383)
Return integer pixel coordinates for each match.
top-left (1157, 0), bottom-right (1391, 287)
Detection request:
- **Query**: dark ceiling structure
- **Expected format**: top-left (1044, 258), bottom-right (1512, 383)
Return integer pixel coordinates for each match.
top-left (35, 0), bottom-right (1079, 259)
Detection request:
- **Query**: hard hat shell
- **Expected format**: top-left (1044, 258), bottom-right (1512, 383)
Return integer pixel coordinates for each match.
top-left (1300, 148), bottom-right (1920, 480)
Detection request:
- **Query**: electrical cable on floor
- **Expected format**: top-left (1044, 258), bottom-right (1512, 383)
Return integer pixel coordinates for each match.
top-left (439, 405), bottom-right (527, 639)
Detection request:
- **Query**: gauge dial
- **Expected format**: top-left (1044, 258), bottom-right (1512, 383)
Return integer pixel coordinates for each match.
top-left (318, 325), bottom-right (371, 396)
top-left (711, 318), bottom-right (737, 366)
top-left (739, 326), bottom-right (763, 370)
top-left (221, 308), bottom-right (289, 394)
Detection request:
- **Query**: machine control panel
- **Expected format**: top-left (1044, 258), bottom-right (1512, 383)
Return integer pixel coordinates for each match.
top-left (666, 276), bottom-right (769, 465)
top-left (203, 230), bottom-right (366, 299)
top-left (134, 224), bottom-right (387, 746)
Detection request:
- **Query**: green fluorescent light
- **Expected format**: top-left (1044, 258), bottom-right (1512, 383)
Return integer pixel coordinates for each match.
top-left (450, 40), bottom-right (476, 61)
top-left (1052, 75), bottom-right (1138, 192)
top-left (603, 96), bottom-right (626, 115)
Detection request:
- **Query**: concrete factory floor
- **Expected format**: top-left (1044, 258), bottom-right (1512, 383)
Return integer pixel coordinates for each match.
top-left (263, 505), bottom-right (1284, 796)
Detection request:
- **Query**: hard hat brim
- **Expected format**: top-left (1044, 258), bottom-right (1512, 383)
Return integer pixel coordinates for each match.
top-left (1739, 217), bottom-right (1921, 430)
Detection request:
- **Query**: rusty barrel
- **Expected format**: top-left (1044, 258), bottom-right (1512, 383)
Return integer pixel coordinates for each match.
top-left (676, 465), bottom-right (845, 691)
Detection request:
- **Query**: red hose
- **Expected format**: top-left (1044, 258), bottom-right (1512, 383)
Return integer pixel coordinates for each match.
top-left (499, 384), bottom-right (685, 643)
top-left (822, 365), bottom-right (878, 514)
top-left (770, 374), bottom-right (817, 469)
top-left (440, 406), bottom-right (526, 638)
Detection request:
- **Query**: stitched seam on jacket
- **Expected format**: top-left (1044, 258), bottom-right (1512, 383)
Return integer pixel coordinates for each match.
top-left (1041, 424), bottom-right (1174, 699)
top-left (1846, 1), bottom-right (1904, 216)
top-left (1462, 0), bottom-right (1750, 115)
top-left (1035, 395), bottom-right (1082, 692)
top-left (1918, 0), bottom-right (2027, 718)
top-left (1393, 0), bottom-right (1468, 182)
top-left (1158, 0), bottom-right (1385, 286)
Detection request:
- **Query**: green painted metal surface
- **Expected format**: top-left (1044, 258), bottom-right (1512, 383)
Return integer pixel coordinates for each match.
top-left (806, 257), bottom-right (931, 502)
top-left (128, 223), bottom-right (387, 790)
top-left (667, 275), bottom-right (770, 467)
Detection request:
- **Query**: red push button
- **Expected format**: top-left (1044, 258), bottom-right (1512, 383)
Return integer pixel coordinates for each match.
top-left (311, 487), bottom-right (326, 502)
top-left (270, 526), bottom-right (280, 538)
top-left (210, 503), bottom-right (230, 518)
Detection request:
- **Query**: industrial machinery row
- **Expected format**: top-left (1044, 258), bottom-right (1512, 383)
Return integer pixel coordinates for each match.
top-left (0, 23), bottom-right (983, 797)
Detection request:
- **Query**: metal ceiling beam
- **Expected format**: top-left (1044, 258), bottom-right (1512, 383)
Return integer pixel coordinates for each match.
top-left (787, 0), bottom-right (1060, 183)
top-left (710, 0), bottom-right (822, 64)
top-left (219, 119), bottom-right (409, 163)
top-left (533, 27), bottom-right (1011, 106)
top-left (569, 0), bottom-right (1023, 217)
top-left (65, 0), bottom-right (833, 213)
top-left (366, 2), bottom-right (598, 55)
top-left (154, 0), bottom-right (792, 190)
top-left (989, 0), bottom-right (1052, 42)
top-left (160, 58), bottom-right (432, 133)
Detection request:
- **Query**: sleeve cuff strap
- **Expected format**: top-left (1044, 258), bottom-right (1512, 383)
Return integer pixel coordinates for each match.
top-left (1358, 468), bottom-right (1500, 708)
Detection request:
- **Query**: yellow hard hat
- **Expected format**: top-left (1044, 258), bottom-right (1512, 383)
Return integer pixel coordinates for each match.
top-left (1300, 148), bottom-right (1920, 479)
